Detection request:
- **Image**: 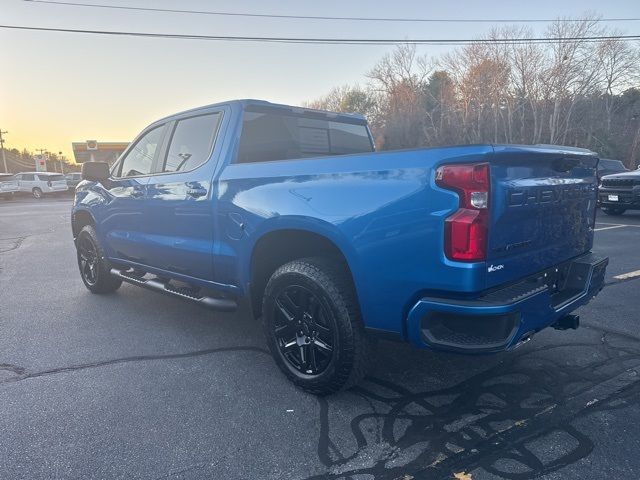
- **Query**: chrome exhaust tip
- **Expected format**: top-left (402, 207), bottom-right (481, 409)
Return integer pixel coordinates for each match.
top-left (513, 330), bottom-right (535, 349)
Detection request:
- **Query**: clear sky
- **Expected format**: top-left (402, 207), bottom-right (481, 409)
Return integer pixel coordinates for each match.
top-left (1, 0), bottom-right (638, 161)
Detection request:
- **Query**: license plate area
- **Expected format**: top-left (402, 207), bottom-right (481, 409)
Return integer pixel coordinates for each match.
top-left (608, 194), bottom-right (619, 201)
top-left (539, 262), bottom-right (572, 296)
top-left (550, 256), bottom-right (608, 309)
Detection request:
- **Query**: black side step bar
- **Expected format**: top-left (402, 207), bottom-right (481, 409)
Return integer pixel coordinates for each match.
top-left (110, 268), bottom-right (237, 312)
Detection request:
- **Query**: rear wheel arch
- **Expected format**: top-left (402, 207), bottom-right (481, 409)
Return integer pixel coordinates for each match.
top-left (249, 228), bottom-right (359, 319)
top-left (261, 256), bottom-right (372, 394)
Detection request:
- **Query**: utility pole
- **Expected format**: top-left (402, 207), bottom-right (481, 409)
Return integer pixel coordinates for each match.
top-left (0, 130), bottom-right (8, 173)
top-left (58, 151), bottom-right (65, 174)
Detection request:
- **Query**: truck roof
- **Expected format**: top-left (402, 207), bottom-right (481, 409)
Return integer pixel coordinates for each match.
top-left (152, 99), bottom-right (368, 126)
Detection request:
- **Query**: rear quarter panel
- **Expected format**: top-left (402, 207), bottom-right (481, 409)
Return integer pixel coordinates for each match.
top-left (216, 146), bottom-right (493, 335)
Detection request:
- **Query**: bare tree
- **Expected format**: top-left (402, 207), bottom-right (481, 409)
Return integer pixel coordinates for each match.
top-left (307, 15), bottom-right (640, 166)
top-left (597, 36), bottom-right (640, 132)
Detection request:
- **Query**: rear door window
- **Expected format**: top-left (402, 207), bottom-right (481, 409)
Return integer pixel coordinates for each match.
top-left (22, 174), bottom-right (35, 181)
top-left (162, 113), bottom-right (222, 173)
top-left (236, 109), bottom-right (373, 163)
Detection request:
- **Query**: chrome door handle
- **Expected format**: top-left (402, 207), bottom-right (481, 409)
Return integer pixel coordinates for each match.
top-left (187, 187), bottom-right (207, 198)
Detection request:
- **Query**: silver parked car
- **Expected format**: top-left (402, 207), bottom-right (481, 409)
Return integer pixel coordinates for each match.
top-left (0, 173), bottom-right (19, 199)
top-left (14, 172), bottom-right (69, 198)
top-left (64, 172), bottom-right (83, 190)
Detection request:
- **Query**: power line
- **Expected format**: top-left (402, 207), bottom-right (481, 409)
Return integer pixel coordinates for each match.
top-left (21, 0), bottom-right (640, 24)
top-left (1, 24), bottom-right (639, 45)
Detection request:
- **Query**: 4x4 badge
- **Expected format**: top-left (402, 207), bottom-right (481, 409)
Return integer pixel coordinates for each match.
top-left (488, 264), bottom-right (504, 273)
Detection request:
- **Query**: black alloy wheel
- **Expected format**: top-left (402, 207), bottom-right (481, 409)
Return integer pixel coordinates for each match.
top-left (77, 234), bottom-right (99, 286)
top-left (273, 285), bottom-right (336, 375)
top-left (75, 225), bottom-right (122, 293)
top-left (262, 257), bottom-right (371, 395)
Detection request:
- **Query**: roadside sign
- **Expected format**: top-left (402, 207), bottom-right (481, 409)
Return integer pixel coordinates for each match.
top-left (34, 154), bottom-right (48, 172)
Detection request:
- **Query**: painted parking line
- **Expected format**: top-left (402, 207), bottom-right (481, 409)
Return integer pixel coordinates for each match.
top-left (596, 222), bottom-right (640, 228)
top-left (613, 270), bottom-right (640, 281)
top-left (594, 225), bottom-right (627, 232)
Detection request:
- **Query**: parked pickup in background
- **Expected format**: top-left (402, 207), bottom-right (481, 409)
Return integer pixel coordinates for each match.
top-left (597, 158), bottom-right (628, 182)
top-left (71, 99), bottom-right (608, 394)
top-left (599, 168), bottom-right (640, 215)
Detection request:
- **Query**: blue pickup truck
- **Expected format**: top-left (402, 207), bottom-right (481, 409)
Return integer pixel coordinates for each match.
top-left (72, 99), bottom-right (608, 394)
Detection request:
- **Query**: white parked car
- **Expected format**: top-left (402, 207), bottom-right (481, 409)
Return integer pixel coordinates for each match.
top-left (0, 173), bottom-right (19, 199)
top-left (14, 172), bottom-right (69, 198)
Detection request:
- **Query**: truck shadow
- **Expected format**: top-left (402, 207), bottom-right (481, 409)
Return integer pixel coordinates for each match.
top-left (305, 328), bottom-right (640, 480)
top-left (99, 293), bottom-right (640, 479)
top-left (22, 287), bottom-right (639, 480)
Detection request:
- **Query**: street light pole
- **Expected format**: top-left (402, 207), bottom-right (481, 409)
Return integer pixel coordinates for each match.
top-left (0, 130), bottom-right (8, 173)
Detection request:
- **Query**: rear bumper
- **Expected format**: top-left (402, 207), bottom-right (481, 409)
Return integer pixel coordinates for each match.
top-left (406, 252), bottom-right (608, 353)
top-left (0, 184), bottom-right (19, 195)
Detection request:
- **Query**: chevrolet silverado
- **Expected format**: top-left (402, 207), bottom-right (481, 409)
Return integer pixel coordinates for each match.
top-left (71, 100), bottom-right (608, 394)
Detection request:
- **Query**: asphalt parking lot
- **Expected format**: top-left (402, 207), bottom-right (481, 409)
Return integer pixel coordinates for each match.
top-left (1, 196), bottom-right (639, 480)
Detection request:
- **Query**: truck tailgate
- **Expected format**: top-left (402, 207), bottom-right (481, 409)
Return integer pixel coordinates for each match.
top-left (486, 145), bottom-right (598, 289)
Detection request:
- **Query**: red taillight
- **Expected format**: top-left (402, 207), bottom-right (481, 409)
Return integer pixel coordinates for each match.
top-left (436, 163), bottom-right (490, 262)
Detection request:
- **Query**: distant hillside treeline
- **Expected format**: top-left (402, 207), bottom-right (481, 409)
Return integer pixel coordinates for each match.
top-left (307, 19), bottom-right (640, 167)
top-left (2, 148), bottom-right (76, 174)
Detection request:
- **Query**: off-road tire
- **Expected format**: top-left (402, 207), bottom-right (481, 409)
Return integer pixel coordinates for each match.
top-left (76, 225), bottom-right (122, 293)
top-left (262, 257), bottom-right (372, 395)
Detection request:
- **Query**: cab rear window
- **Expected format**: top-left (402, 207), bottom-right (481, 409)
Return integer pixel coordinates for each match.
top-left (236, 108), bottom-right (373, 163)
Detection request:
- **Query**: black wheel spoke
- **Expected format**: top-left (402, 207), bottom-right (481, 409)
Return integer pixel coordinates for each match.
top-left (280, 291), bottom-right (298, 314)
top-left (309, 344), bottom-right (318, 371)
top-left (314, 322), bottom-right (331, 335)
top-left (78, 236), bottom-right (98, 285)
top-left (313, 337), bottom-right (333, 353)
top-left (274, 323), bottom-right (293, 335)
top-left (299, 345), bottom-right (307, 367)
top-left (273, 284), bottom-right (336, 376)
top-left (298, 289), bottom-right (310, 315)
top-left (281, 338), bottom-right (297, 351)
top-left (275, 298), bottom-right (295, 323)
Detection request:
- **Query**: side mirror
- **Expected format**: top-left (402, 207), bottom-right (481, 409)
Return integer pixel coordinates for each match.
top-left (81, 161), bottom-right (110, 182)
